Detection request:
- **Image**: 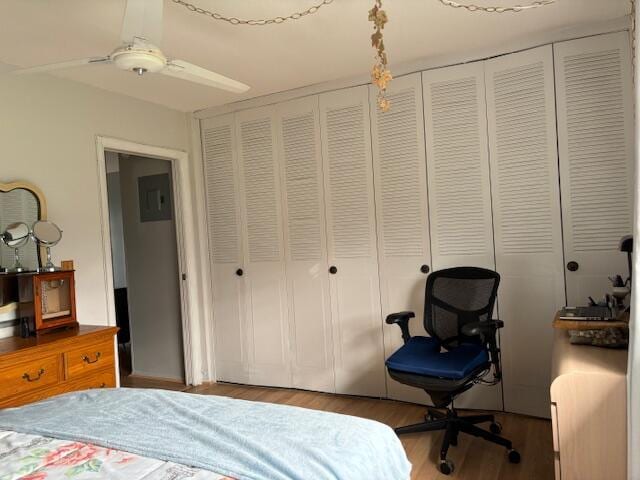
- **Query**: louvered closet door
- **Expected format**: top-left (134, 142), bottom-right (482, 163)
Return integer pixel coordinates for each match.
top-left (369, 73), bottom-right (432, 404)
top-left (423, 63), bottom-right (495, 271)
top-left (485, 45), bottom-right (565, 418)
top-left (275, 96), bottom-right (335, 393)
top-left (319, 86), bottom-right (386, 397)
top-left (236, 106), bottom-right (291, 388)
top-left (201, 114), bottom-right (248, 384)
top-left (423, 62), bottom-right (502, 411)
top-left (555, 32), bottom-right (634, 306)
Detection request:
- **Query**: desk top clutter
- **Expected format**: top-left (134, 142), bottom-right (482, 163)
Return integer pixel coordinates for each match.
top-left (553, 310), bottom-right (629, 348)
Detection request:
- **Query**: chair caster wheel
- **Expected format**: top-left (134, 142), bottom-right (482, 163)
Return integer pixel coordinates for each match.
top-left (508, 449), bottom-right (521, 464)
top-left (490, 421), bottom-right (502, 434)
top-left (439, 460), bottom-right (454, 475)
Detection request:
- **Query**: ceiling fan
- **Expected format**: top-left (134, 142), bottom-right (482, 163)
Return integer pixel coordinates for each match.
top-left (9, 0), bottom-right (250, 93)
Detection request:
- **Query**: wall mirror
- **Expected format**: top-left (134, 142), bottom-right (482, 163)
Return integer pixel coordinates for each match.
top-left (0, 182), bottom-right (47, 272)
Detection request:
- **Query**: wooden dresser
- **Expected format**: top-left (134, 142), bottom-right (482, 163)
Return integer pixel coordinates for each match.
top-left (0, 326), bottom-right (118, 408)
top-left (550, 328), bottom-right (627, 480)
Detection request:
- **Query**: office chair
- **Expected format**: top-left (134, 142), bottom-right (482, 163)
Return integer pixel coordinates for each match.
top-left (385, 267), bottom-right (520, 475)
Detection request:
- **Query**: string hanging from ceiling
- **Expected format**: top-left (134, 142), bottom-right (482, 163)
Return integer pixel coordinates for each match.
top-left (171, 0), bottom-right (334, 25)
top-left (369, 0), bottom-right (391, 112)
top-left (436, 0), bottom-right (555, 13)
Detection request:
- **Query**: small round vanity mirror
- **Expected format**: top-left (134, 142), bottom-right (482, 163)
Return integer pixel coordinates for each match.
top-left (32, 220), bottom-right (62, 272)
top-left (1, 222), bottom-right (31, 272)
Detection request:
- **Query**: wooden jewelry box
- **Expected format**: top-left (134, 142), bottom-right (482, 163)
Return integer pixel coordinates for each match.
top-left (18, 270), bottom-right (78, 336)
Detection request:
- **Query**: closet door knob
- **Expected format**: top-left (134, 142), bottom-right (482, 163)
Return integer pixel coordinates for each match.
top-left (236, 268), bottom-right (244, 277)
top-left (329, 266), bottom-right (338, 275)
top-left (420, 264), bottom-right (430, 274)
top-left (566, 261), bottom-right (579, 272)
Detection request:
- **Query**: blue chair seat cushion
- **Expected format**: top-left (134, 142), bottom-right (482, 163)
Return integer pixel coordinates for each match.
top-left (385, 336), bottom-right (489, 380)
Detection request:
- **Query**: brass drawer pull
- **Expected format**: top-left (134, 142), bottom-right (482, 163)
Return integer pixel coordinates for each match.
top-left (81, 352), bottom-right (102, 364)
top-left (22, 368), bottom-right (45, 382)
top-left (100, 382), bottom-right (106, 388)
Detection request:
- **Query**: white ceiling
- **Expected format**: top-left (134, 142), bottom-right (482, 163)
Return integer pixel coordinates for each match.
top-left (0, 0), bottom-right (630, 112)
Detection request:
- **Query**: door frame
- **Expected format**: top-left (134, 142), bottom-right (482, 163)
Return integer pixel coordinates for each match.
top-left (95, 136), bottom-right (202, 386)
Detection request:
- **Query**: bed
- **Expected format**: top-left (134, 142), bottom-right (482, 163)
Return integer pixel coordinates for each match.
top-left (0, 430), bottom-right (231, 479)
top-left (0, 388), bottom-right (411, 480)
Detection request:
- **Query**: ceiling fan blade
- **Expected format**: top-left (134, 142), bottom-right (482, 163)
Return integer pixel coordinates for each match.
top-left (10, 57), bottom-right (111, 75)
top-left (121, 0), bottom-right (163, 46)
top-left (163, 60), bottom-right (250, 93)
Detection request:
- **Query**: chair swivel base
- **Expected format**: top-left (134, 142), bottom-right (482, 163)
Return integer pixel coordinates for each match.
top-left (395, 408), bottom-right (521, 475)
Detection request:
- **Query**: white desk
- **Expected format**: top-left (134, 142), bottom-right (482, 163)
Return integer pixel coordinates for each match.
top-left (550, 328), bottom-right (627, 479)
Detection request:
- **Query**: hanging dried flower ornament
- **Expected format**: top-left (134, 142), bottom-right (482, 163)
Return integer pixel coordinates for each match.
top-left (369, 0), bottom-right (392, 112)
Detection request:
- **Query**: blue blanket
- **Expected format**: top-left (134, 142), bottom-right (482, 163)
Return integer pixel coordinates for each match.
top-left (0, 389), bottom-right (411, 480)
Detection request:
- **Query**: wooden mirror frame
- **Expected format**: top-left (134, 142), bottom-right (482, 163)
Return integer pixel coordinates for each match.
top-left (0, 181), bottom-right (48, 268)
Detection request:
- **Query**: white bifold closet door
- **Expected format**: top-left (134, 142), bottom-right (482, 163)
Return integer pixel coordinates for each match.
top-left (235, 106), bottom-right (291, 388)
top-left (201, 113), bottom-right (248, 384)
top-left (485, 45), bottom-right (565, 418)
top-left (369, 73), bottom-right (432, 404)
top-left (275, 97), bottom-right (335, 393)
top-left (319, 86), bottom-right (386, 397)
top-left (422, 62), bottom-right (502, 411)
top-left (554, 32), bottom-right (634, 306)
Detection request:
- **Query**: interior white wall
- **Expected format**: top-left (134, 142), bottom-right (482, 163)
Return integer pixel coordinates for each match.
top-left (0, 73), bottom-right (190, 329)
top-left (118, 154), bottom-right (184, 381)
top-left (628, 7), bottom-right (639, 479)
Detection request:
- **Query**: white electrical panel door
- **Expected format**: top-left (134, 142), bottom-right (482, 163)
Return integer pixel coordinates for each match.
top-left (486, 45), bottom-right (565, 418)
top-left (236, 106), bottom-right (291, 388)
top-left (201, 114), bottom-right (248, 384)
top-left (276, 96), bottom-right (335, 393)
top-left (369, 73), bottom-right (432, 404)
top-left (423, 62), bottom-right (502, 411)
top-left (319, 86), bottom-right (386, 397)
top-left (555, 32), bottom-right (634, 306)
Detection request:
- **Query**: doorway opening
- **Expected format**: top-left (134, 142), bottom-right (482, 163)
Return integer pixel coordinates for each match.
top-left (104, 150), bottom-right (186, 390)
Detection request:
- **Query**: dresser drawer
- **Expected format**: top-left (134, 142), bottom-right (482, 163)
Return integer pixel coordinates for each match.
top-left (0, 368), bottom-right (117, 409)
top-left (0, 355), bottom-right (61, 398)
top-left (70, 368), bottom-right (117, 390)
top-left (66, 339), bottom-right (114, 380)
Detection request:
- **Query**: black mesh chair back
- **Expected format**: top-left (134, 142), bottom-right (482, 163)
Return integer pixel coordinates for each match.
top-left (424, 267), bottom-right (500, 347)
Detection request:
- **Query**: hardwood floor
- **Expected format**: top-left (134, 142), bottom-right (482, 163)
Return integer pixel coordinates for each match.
top-left (117, 343), bottom-right (188, 391)
top-left (183, 382), bottom-right (554, 480)
top-left (120, 374), bottom-right (188, 391)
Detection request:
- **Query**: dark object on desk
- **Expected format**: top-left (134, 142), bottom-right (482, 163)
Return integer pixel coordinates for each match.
top-left (569, 328), bottom-right (628, 348)
top-left (620, 235), bottom-right (632, 285)
top-left (558, 306), bottom-right (614, 322)
top-left (385, 267), bottom-right (519, 475)
top-left (19, 317), bottom-right (33, 337)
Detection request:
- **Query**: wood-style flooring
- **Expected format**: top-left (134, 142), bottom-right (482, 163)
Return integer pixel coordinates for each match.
top-left (123, 379), bottom-right (554, 480)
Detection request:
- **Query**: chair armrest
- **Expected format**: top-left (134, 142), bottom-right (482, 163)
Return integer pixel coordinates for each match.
top-left (385, 311), bottom-right (415, 344)
top-left (385, 311), bottom-right (415, 324)
top-left (462, 319), bottom-right (504, 381)
top-left (461, 319), bottom-right (504, 337)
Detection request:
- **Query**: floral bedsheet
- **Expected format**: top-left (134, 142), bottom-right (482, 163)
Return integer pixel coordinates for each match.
top-left (0, 430), bottom-right (236, 480)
